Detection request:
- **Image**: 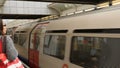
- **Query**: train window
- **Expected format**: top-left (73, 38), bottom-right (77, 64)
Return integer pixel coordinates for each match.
top-left (18, 34), bottom-right (27, 46)
top-left (70, 37), bottom-right (101, 68)
top-left (70, 36), bottom-right (120, 68)
top-left (43, 35), bottom-right (66, 59)
top-left (14, 34), bottom-right (19, 44)
top-left (30, 33), bottom-right (40, 50)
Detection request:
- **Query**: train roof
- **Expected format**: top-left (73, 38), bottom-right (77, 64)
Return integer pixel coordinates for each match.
top-left (15, 21), bottom-right (38, 33)
top-left (46, 4), bottom-right (120, 32)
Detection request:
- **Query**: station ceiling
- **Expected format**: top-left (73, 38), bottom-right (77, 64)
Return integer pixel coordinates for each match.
top-left (0, 0), bottom-right (112, 19)
top-left (17, 0), bottom-right (112, 5)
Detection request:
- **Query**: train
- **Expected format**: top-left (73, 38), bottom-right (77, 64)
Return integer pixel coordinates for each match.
top-left (11, 4), bottom-right (120, 68)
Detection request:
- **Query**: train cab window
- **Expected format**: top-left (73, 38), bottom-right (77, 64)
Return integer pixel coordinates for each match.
top-left (70, 36), bottom-right (120, 68)
top-left (43, 35), bottom-right (66, 59)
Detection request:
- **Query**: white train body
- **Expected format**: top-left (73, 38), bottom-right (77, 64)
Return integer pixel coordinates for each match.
top-left (14, 4), bottom-right (120, 68)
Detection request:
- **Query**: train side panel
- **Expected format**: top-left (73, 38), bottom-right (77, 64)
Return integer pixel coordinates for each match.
top-left (39, 5), bottom-right (120, 68)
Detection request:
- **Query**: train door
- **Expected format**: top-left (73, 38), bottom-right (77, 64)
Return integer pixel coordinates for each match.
top-left (29, 24), bottom-right (41, 68)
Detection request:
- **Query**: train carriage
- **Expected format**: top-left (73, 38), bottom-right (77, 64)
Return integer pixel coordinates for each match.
top-left (13, 4), bottom-right (120, 68)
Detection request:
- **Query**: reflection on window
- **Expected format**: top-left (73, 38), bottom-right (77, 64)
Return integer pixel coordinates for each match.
top-left (34, 33), bottom-right (40, 50)
top-left (70, 37), bottom-right (101, 68)
top-left (70, 36), bottom-right (120, 68)
top-left (44, 35), bottom-right (66, 59)
top-left (31, 33), bottom-right (40, 50)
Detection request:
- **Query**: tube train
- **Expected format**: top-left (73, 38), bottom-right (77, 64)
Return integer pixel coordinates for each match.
top-left (10, 4), bottom-right (120, 68)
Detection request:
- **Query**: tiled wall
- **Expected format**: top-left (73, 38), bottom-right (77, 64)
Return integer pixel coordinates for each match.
top-left (0, 1), bottom-right (57, 15)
